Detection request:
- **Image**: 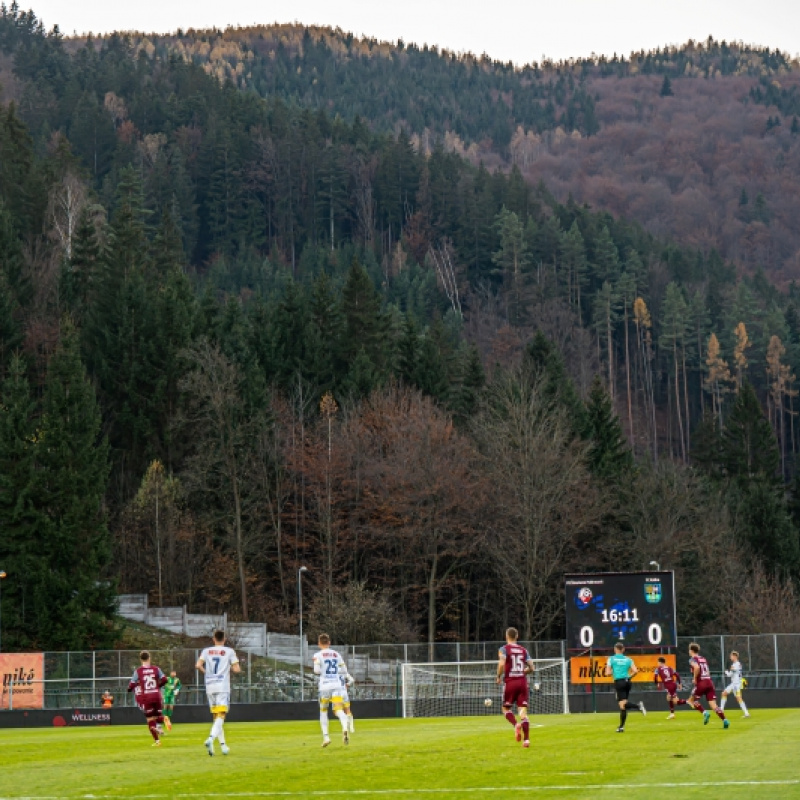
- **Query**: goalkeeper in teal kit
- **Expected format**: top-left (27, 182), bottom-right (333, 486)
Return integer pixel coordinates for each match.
top-left (162, 671), bottom-right (182, 723)
top-left (604, 642), bottom-right (646, 732)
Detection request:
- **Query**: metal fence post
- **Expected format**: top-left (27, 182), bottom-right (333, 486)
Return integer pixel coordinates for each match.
top-left (774, 634), bottom-right (779, 688)
top-left (92, 651), bottom-right (96, 707)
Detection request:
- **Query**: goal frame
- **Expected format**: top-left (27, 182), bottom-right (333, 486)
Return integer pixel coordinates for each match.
top-left (401, 659), bottom-right (569, 718)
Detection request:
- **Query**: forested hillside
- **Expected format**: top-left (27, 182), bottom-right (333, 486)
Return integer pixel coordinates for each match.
top-left (39, 24), bottom-right (800, 278)
top-left (1, 4), bottom-right (800, 651)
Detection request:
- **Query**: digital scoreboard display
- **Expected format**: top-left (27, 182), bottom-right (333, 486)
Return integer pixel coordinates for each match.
top-left (564, 571), bottom-right (677, 651)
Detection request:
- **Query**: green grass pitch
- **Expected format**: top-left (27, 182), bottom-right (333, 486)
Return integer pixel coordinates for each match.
top-left (2, 710), bottom-right (798, 799)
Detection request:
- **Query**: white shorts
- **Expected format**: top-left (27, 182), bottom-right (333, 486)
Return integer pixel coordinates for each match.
top-left (724, 683), bottom-right (742, 695)
top-left (207, 692), bottom-right (230, 712)
top-left (318, 683), bottom-right (345, 710)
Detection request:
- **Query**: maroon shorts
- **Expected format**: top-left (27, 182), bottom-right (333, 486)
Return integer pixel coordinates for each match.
top-left (692, 679), bottom-right (716, 702)
top-left (663, 681), bottom-right (679, 696)
top-left (503, 677), bottom-right (529, 709)
top-left (138, 698), bottom-right (163, 718)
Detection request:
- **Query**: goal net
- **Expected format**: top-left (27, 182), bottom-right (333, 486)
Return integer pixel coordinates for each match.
top-left (401, 659), bottom-right (569, 718)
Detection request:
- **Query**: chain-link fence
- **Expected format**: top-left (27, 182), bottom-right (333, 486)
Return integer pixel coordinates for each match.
top-left (2, 633), bottom-right (797, 710)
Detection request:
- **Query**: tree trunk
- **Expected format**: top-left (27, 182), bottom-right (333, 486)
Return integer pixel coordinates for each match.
top-left (231, 468), bottom-right (249, 621)
top-left (428, 550), bottom-right (438, 662)
top-left (624, 303), bottom-right (633, 444)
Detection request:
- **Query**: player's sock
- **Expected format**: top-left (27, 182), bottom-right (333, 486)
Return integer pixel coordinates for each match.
top-left (165, 708), bottom-right (172, 719)
top-left (521, 719), bottom-right (530, 740)
top-left (211, 718), bottom-right (224, 741)
top-left (739, 700), bottom-right (749, 715)
top-left (715, 707), bottom-right (726, 720)
top-left (668, 699), bottom-right (675, 711)
top-left (504, 711), bottom-right (516, 726)
top-left (336, 710), bottom-right (349, 732)
top-left (691, 701), bottom-right (704, 714)
top-left (675, 698), bottom-right (688, 706)
top-left (147, 719), bottom-right (160, 742)
top-left (720, 697), bottom-right (727, 710)
top-left (619, 709), bottom-right (627, 728)
top-left (217, 721), bottom-right (226, 744)
top-left (624, 702), bottom-right (638, 711)
top-left (320, 713), bottom-right (329, 737)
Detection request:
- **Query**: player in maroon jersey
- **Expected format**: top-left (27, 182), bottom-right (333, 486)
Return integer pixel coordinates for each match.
top-left (127, 650), bottom-right (170, 746)
top-left (653, 656), bottom-right (689, 719)
top-left (496, 627), bottom-right (535, 748)
top-left (687, 643), bottom-right (729, 729)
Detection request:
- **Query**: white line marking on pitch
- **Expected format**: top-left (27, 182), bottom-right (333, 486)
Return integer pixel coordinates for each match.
top-left (4, 781), bottom-right (799, 800)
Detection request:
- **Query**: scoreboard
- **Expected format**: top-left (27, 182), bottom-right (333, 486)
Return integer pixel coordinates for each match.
top-left (564, 571), bottom-right (677, 651)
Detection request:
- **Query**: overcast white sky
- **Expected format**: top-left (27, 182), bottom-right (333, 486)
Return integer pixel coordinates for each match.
top-left (28, 0), bottom-right (800, 64)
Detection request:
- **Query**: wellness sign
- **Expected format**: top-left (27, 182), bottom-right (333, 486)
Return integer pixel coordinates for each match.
top-left (0, 653), bottom-right (44, 709)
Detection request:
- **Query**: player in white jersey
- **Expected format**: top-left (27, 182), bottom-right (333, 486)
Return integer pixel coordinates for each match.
top-left (196, 630), bottom-right (241, 756)
top-left (720, 651), bottom-right (750, 717)
top-left (312, 633), bottom-right (350, 747)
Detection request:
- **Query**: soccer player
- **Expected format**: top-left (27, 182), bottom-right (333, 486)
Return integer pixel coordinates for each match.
top-left (687, 642), bottom-right (729, 729)
top-left (339, 663), bottom-right (356, 733)
top-left (604, 642), bottom-right (646, 732)
top-left (720, 650), bottom-right (750, 718)
top-left (196, 630), bottom-right (241, 756)
top-left (162, 671), bottom-right (182, 723)
top-left (496, 627), bottom-right (535, 748)
top-left (312, 633), bottom-right (351, 747)
top-left (654, 656), bottom-right (689, 719)
top-left (127, 650), bottom-right (170, 746)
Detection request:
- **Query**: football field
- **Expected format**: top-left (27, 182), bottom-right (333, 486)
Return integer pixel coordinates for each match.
top-left (2, 710), bottom-right (798, 800)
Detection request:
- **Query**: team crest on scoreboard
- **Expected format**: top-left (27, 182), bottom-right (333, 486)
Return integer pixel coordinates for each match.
top-left (575, 587), bottom-right (593, 608)
top-left (644, 582), bottom-right (662, 604)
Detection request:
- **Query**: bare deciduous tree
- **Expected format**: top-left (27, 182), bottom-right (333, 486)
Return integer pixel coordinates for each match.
top-left (48, 172), bottom-right (88, 260)
top-left (476, 369), bottom-right (605, 640)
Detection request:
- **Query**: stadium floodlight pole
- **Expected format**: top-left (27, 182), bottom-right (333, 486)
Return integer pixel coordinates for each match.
top-left (298, 566), bottom-right (308, 702)
top-left (649, 560), bottom-right (660, 571)
top-left (0, 570), bottom-right (6, 652)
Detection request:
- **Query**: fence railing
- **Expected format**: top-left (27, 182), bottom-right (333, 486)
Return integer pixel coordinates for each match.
top-left (2, 633), bottom-right (798, 710)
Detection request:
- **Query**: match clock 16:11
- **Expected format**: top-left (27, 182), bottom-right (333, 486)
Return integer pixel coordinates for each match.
top-left (564, 571), bottom-right (677, 651)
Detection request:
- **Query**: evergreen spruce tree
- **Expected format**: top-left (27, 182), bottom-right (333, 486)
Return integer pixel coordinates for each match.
top-left (660, 75), bottom-right (674, 97)
top-left (450, 344), bottom-right (485, 426)
top-left (33, 320), bottom-right (116, 649)
top-left (340, 259), bottom-right (387, 377)
top-left (721, 381), bottom-right (799, 573)
top-left (0, 354), bottom-right (39, 647)
top-left (584, 376), bottom-right (634, 481)
top-left (523, 330), bottom-right (589, 438)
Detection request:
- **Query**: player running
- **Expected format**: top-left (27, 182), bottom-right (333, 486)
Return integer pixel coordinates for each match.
top-left (496, 627), bottom-right (535, 748)
top-left (604, 642), bottom-right (646, 732)
top-left (127, 650), bottom-right (170, 746)
top-left (720, 650), bottom-right (750, 718)
top-left (339, 663), bottom-right (356, 733)
top-left (162, 671), bottom-right (182, 724)
top-left (313, 633), bottom-right (352, 747)
top-left (687, 642), bottom-right (729, 729)
top-left (196, 630), bottom-right (241, 756)
top-left (654, 656), bottom-right (689, 719)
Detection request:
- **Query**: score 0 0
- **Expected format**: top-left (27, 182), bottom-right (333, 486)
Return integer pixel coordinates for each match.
top-left (578, 620), bottom-right (663, 648)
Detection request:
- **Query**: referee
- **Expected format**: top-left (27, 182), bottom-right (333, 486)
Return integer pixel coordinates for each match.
top-left (604, 642), bottom-right (646, 732)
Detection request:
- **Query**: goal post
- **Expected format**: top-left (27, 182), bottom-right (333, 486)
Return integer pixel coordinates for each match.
top-left (401, 659), bottom-right (569, 718)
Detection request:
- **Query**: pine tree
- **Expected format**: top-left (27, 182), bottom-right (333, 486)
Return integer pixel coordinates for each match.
top-left (560, 220), bottom-right (588, 317)
top-left (660, 75), bottom-right (674, 97)
top-left (33, 320), bottom-right (117, 649)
